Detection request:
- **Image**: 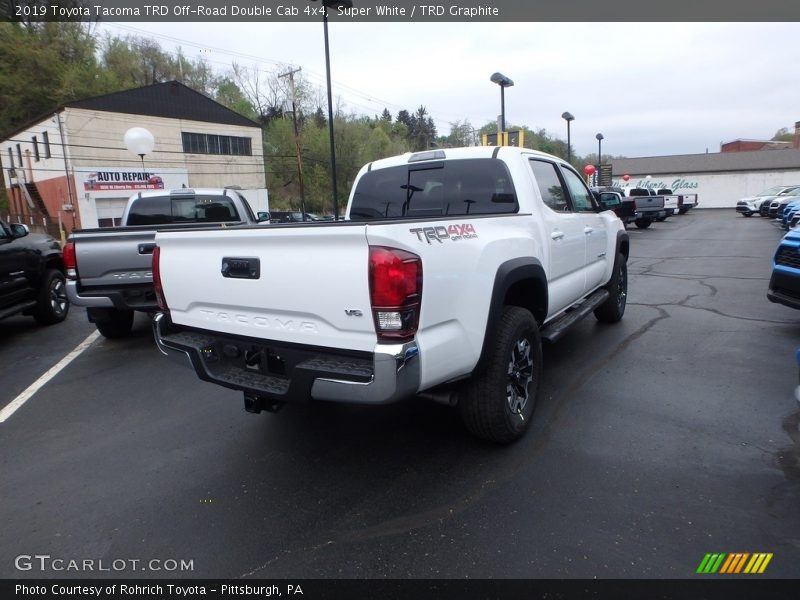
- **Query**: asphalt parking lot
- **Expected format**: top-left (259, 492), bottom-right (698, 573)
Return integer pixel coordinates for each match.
top-left (1, 208), bottom-right (799, 580)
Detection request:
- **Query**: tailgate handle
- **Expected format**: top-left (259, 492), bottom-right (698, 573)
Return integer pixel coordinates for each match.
top-left (221, 257), bottom-right (260, 279)
top-left (138, 243), bottom-right (156, 255)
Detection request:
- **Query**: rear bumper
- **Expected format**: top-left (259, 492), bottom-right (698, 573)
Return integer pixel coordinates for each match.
top-left (152, 312), bottom-right (420, 405)
top-left (66, 281), bottom-right (157, 311)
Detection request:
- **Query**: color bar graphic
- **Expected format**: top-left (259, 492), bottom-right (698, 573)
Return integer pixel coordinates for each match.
top-left (697, 552), bottom-right (772, 574)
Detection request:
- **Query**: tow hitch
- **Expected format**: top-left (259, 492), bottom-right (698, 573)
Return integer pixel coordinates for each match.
top-left (244, 393), bottom-right (285, 414)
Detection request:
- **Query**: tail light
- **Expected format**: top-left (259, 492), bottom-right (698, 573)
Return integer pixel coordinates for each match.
top-left (152, 246), bottom-right (168, 311)
top-left (63, 242), bottom-right (77, 280)
top-left (369, 246), bottom-right (422, 343)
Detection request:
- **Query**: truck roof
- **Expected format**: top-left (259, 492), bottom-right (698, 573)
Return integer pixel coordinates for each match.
top-left (364, 145), bottom-right (570, 171)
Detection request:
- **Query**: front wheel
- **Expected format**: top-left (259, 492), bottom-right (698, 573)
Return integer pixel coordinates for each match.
top-left (634, 219), bottom-right (652, 229)
top-left (594, 252), bottom-right (627, 323)
top-left (33, 269), bottom-right (69, 325)
top-left (459, 307), bottom-right (542, 444)
top-left (742, 211), bottom-right (753, 217)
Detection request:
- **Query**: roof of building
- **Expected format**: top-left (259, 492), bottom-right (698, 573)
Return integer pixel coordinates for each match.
top-left (610, 149), bottom-right (800, 175)
top-left (1, 81), bottom-right (258, 140)
top-left (63, 81), bottom-right (258, 128)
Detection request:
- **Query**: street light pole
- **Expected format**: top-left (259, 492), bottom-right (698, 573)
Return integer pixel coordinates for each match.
top-left (595, 132), bottom-right (604, 186)
top-left (561, 112), bottom-right (574, 163)
top-left (312, 0), bottom-right (352, 221)
top-left (490, 72), bottom-right (514, 140)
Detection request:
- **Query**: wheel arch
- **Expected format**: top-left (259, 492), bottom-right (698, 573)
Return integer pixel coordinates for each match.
top-left (475, 257), bottom-right (548, 373)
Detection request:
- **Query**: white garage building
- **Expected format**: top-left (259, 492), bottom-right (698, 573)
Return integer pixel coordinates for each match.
top-left (610, 149), bottom-right (800, 208)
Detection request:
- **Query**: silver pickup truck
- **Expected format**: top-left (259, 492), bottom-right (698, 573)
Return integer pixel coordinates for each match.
top-left (65, 188), bottom-right (268, 338)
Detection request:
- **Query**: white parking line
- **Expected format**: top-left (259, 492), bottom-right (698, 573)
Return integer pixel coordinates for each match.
top-left (0, 330), bottom-right (101, 423)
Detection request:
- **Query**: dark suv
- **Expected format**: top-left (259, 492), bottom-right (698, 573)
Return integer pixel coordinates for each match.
top-left (0, 219), bottom-right (69, 325)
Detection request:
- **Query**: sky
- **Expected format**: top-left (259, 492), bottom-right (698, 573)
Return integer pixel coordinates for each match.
top-left (97, 21), bottom-right (800, 159)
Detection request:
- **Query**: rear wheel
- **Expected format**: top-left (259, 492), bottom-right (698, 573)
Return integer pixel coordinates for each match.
top-left (33, 270), bottom-right (69, 325)
top-left (634, 219), bottom-right (652, 229)
top-left (459, 306), bottom-right (541, 444)
top-left (89, 307), bottom-right (135, 338)
top-left (742, 211), bottom-right (752, 217)
top-left (594, 252), bottom-right (627, 323)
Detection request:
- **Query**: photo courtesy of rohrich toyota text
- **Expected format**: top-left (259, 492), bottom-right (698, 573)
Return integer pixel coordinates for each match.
top-left (1, 1), bottom-right (799, 599)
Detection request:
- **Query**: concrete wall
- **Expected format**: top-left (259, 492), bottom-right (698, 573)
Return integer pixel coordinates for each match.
top-left (610, 170), bottom-right (800, 208)
top-left (64, 108), bottom-right (265, 190)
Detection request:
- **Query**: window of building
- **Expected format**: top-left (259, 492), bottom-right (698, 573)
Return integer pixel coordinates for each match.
top-left (181, 132), bottom-right (252, 156)
top-left (7, 148), bottom-right (13, 172)
top-left (42, 131), bottom-right (51, 158)
top-left (97, 218), bottom-right (123, 228)
top-left (32, 136), bottom-right (39, 161)
top-left (16, 144), bottom-right (22, 167)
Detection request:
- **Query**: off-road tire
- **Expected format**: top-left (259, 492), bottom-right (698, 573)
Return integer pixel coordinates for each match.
top-left (459, 306), bottom-right (541, 444)
top-left (594, 252), bottom-right (627, 323)
top-left (33, 269), bottom-right (69, 325)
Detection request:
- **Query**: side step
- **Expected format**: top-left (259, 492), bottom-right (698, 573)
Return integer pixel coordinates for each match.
top-left (0, 300), bottom-right (37, 321)
top-left (540, 289), bottom-right (609, 343)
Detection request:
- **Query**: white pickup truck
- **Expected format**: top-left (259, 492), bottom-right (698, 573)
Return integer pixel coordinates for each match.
top-left (152, 147), bottom-right (629, 443)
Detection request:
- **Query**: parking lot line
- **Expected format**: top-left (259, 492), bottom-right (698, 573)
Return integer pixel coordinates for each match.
top-left (0, 330), bottom-right (100, 423)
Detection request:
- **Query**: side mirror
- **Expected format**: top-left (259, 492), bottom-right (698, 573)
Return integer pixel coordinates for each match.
top-left (257, 211), bottom-right (271, 223)
top-left (10, 223), bottom-right (29, 238)
top-left (598, 193), bottom-right (621, 211)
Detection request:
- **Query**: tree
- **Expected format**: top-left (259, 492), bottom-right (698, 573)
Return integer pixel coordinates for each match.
top-left (214, 77), bottom-right (258, 120)
top-left (772, 127), bottom-right (795, 143)
top-left (380, 108), bottom-right (392, 122)
top-left (0, 22), bottom-right (105, 135)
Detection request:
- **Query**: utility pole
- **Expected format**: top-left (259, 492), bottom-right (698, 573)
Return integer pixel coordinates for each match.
top-left (279, 67), bottom-right (306, 220)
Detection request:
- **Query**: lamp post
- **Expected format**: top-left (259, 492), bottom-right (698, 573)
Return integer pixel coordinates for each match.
top-left (311, 0), bottom-right (352, 221)
top-left (561, 112), bottom-right (574, 163)
top-left (595, 132), bottom-right (604, 186)
top-left (490, 72), bottom-right (514, 135)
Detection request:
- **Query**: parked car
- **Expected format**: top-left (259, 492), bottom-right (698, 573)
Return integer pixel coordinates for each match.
top-left (269, 211), bottom-right (326, 223)
top-left (592, 187), bottom-right (664, 228)
top-left (754, 186), bottom-right (800, 217)
top-left (152, 146), bottom-right (629, 443)
top-left (767, 228), bottom-right (800, 310)
top-left (767, 188), bottom-right (800, 219)
top-left (736, 185), bottom-right (796, 217)
top-left (65, 188), bottom-right (268, 339)
top-left (781, 200), bottom-right (800, 229)
top-left (0, 219), bottom-right (69, 326)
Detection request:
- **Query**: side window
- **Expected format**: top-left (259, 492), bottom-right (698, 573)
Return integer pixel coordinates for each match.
top-left (529, 159), bottom-right (569, 212)
top-left (560, 167), bottom-right (595, 213)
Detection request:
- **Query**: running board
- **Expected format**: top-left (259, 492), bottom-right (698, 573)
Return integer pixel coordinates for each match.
top-left (0, 300), bottom-right (37, 321)
top-left (540, 289), bottom-right (610, 343)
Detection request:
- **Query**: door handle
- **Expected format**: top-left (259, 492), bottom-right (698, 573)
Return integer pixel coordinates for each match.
top-left (584, 227), bottom-right (594, 234)
top-left (551, 231), bottom-right (565, 240)
top-left (138, 243), bottom-right (156, 255)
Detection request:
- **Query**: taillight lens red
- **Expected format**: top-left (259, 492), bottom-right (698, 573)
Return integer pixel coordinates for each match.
top-left (63, 242), bottom-right (77, 280)
top-left (369, 246), bottom-right (422, 343)
top-left (152, 245), bottom-right (168, 311)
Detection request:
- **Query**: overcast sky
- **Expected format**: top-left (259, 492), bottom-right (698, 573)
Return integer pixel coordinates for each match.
top-left (98, 21), bottom-right (800, 158)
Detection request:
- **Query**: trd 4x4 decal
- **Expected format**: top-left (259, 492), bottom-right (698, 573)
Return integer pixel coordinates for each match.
top-left (410, 224), bottom-right (478, 244)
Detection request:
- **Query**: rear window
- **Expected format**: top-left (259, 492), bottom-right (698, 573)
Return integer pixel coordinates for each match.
top-left (126, 194), bottom-right (240, 226)
top-left (349, 159), bottom-right (518, 220)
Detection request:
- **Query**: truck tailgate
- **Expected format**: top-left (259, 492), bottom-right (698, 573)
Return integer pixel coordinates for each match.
top-left (73, 229), bottom-right (157, 287)
top-left (156, 225), bottom-right (377, 352)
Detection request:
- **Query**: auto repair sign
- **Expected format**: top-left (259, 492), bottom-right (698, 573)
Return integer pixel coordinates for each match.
top-left (82, 169), bottom-right (164, 191)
